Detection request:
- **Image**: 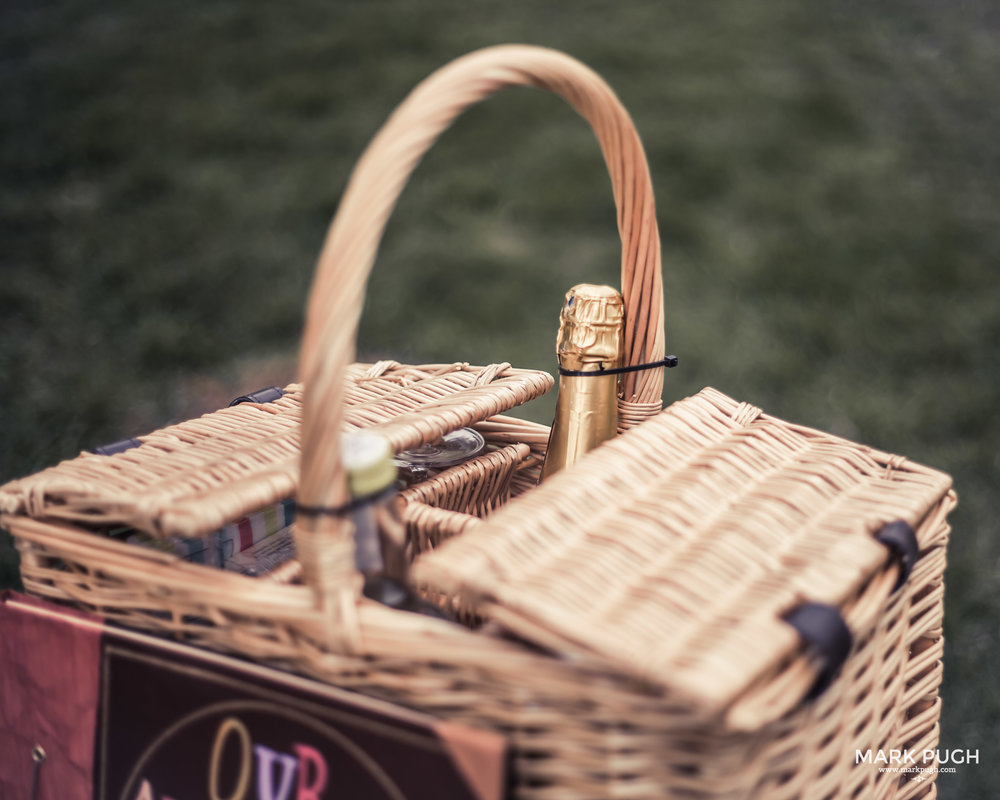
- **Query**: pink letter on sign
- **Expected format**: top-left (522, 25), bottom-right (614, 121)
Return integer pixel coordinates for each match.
top-left (294, 744), bottom-right (328, 800)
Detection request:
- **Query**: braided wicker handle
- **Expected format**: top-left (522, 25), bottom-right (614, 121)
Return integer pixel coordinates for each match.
top-left (297, 45), bottom-right (665, 626)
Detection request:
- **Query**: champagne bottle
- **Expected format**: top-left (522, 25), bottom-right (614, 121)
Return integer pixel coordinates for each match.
top-left (540, 284), bottom-right (625, 481)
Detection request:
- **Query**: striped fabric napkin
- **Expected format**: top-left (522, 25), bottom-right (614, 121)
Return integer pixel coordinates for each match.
top-left (215, 499), bottom-right (295, 562)
top-left (126, 499), bottom-right (295, 566)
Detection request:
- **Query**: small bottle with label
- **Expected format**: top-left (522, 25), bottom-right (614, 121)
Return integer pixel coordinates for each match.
top-left (343, 430), bottom-right (450, 618)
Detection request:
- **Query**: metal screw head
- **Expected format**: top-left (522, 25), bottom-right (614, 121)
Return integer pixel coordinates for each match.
top-left (32, 745), bottom-right (46, 763)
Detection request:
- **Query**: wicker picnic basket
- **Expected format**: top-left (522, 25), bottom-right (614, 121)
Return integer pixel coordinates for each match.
top-left (0, 46), bottom-right (955, 799)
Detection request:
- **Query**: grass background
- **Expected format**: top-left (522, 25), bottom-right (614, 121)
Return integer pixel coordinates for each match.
top-left (1, 1), bottom-right (997, 795)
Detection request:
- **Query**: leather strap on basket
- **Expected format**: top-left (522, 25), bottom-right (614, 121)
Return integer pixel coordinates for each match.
top-left (296, 45), bottom-right (666, 630)
top-left (783, 603), bottom-right (853, 698)
top-left (875, 520), bottom-right (919, 593)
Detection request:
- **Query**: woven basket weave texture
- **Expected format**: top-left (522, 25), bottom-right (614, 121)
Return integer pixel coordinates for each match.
top-left (0, 361), bottom-right (551, 540)
top-left (0, 45), bottom-right (956, 800)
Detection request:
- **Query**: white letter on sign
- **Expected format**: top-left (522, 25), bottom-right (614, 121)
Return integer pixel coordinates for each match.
top-left (254, 745), bottom-right (299, 800)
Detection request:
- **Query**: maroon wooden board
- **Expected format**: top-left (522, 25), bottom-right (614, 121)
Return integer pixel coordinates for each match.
top-left (0, 592), bottom-right (507, 800)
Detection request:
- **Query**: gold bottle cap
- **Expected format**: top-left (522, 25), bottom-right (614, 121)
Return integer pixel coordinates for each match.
top-left (555, 284), bottom-right (625, 372)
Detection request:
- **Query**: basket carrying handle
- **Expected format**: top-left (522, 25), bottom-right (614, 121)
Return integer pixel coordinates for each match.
top-left (297, 45), bottom-right (665, 634)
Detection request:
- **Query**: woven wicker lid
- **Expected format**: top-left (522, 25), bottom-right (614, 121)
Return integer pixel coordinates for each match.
top-left (414, 386), bottom-right (953, 721)
top-left (0, 361), bottom-right (551, 539)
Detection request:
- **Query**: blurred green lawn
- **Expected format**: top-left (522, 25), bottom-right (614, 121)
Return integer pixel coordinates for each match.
top-left (2, 1), bottom-right (997, 795)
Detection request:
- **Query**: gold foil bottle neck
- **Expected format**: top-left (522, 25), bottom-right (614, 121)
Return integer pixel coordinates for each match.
top-left (556, 284), bottom-right (625, 372)
top-left (541, 284), bottom-right (625, 481)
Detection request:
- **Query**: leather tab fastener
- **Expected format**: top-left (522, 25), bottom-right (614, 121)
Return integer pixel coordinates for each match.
top-left (88, 437), bottom-right (142, 456)
top-left (228, 386), bottom-right (285, 406)
top-left (875, 520), bottom-right (919, 593)
top-left (783, 602), bottom-right (853, 698)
